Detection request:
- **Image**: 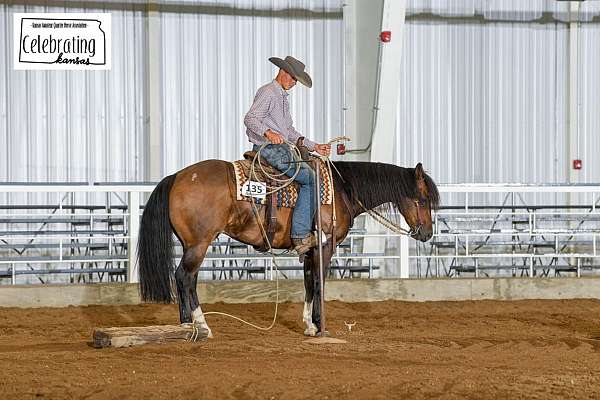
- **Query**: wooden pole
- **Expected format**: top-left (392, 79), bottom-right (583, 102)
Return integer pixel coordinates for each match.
top-left (93, 324), bottom-right (208, 348)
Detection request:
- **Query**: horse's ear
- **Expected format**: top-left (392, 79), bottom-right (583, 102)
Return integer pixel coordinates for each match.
top-left (415, 163), bottom-right (424, 181)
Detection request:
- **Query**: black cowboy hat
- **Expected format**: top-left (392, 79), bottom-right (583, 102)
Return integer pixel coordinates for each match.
top-left (269, 56), bottom-right (312, 88)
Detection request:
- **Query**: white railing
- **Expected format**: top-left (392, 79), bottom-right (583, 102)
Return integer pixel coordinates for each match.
top-left (0, 183), bottom-right (398, 284)
top-left (1, 183), bottom-right (599, 283)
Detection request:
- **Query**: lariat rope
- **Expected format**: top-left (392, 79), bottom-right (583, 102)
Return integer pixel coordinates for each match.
top-left (201, 136), bottom-right (412, 335)
top-left (202, 141), bottom-right (304, 332)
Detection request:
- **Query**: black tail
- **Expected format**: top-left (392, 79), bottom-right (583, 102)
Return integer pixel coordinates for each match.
top-left (137, 174), bottom-right (177, 303)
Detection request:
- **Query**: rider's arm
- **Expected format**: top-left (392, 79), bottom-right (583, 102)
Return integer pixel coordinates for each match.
top-left (244, 87), bottom-right (273, 138)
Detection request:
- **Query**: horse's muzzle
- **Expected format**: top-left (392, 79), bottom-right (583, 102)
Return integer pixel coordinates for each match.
top-left (411, 226), bottom-right (433, 242)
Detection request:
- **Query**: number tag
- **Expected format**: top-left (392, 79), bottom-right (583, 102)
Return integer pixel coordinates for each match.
top-left (242, 181), bottom-right (267, 199)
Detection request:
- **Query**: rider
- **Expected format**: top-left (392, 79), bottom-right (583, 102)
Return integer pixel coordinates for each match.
top-left (244, 56), bottom-right (331, 257)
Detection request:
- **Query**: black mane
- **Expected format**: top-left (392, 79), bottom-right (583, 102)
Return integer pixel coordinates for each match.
top-left (332, 161), bottom-right (440, 219)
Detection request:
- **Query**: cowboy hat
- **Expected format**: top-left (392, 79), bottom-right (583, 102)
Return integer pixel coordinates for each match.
top-left (269, 56), bottom-right (312, 88)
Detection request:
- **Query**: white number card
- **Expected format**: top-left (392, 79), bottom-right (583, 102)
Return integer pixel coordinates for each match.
top-left (242, 181), bottom-right (267, 199)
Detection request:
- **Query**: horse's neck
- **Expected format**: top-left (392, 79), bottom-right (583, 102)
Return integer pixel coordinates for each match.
top-left (333, 161), bottom-right (407, 218)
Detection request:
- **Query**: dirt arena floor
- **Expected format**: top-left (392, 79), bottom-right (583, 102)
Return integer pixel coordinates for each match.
top-left (1, 299), bottom-right (600, 399)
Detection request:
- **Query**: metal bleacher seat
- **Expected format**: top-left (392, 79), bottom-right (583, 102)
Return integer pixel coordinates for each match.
top-left (0, 204), bottom-right (128, 283)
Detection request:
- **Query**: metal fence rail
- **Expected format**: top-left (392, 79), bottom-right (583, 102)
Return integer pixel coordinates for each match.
top-left (412, 184), bottom-right (600, 278)
top-left (1, 183), bottom-right (599, 284)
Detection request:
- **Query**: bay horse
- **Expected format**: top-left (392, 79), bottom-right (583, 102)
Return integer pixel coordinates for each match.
top-left (137, 158), bottom-right (439, 337)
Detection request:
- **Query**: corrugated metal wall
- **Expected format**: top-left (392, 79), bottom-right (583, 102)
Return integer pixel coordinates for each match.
top-left (396, 22), bottom-right (569, 185)
top-left (395, 0), bottom-right (600, 190)
top-left (579, 23), bottom-right (600, 186)
top-left (0, 0), bottom-right (343, 183)
top-left (0, 2), bottom-right (148, 184)
top-left (0, 0), bottom-right (598, 188)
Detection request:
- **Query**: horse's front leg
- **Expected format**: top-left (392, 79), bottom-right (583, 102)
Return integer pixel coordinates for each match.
top-left (302, 254), bottom-right (318, 337)
top-left (311, 243), bottom-right (334, 336)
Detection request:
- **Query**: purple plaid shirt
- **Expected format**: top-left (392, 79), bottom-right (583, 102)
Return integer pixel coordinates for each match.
top-left (244, 80), bottom-right (316, 151)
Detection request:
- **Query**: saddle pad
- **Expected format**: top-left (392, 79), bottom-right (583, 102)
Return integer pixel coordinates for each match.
top-left (232, 158), bottom-right (333, 208)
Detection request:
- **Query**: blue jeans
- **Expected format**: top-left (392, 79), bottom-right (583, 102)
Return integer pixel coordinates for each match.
top-left (253, 144), bottom-right (315, 239)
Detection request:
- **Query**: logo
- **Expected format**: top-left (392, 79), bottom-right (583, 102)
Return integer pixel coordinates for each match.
top-left (14, 13), bottom-right (111, 70)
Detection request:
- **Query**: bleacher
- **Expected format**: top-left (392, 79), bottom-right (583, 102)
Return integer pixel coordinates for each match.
top-left (0, 203), bottom-right (383, 284)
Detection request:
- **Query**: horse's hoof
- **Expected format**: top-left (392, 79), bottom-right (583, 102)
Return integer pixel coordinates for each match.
top-left (304, 327), bottom-right (318, 337)
top-left (185, 323), bottom-right (211, 342)
top-left (197, 324), bottom-right (213, 340)
top-left (316, 330), bottom-right (331, 338)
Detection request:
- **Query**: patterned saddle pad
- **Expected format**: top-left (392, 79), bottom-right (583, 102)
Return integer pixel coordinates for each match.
top-left (232, 156), bottom-right (333, 208)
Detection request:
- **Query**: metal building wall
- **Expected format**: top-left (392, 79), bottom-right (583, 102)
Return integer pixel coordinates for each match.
top-left (393, 0), bottom-right (600, 208)
top-left (0, 1), bottom-right (343, 183)
top-left (578, 23), bottom-right (600, 185)
top-left (1, 0), bottom-right (596, 188)
top-left (396, 21), bottom-right (569, 185)
top-left (0, 2), bottom-right (148, 184)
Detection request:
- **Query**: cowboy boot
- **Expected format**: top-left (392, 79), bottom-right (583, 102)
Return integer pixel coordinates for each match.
top-left (292, 235), bottom-right (317, 262)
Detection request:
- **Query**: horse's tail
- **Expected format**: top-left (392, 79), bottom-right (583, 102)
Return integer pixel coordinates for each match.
top-left (137, 174), bottom-right (177, 303)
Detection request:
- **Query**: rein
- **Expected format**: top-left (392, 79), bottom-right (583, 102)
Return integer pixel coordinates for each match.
top-left (356, 200), bottom-right (421, 237)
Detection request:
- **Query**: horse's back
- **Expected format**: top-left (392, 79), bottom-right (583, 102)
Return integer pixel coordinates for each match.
top-left (169, 159), bottom-right (235, 246)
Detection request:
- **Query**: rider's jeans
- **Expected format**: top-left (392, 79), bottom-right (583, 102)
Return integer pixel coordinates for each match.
top-left (252, 144), bottom-right (316, 239)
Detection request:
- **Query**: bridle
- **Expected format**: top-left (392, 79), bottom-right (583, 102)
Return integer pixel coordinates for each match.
top-left (410, 199), bottom-right (425, 237)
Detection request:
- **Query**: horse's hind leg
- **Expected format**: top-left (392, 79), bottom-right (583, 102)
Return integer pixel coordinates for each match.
top-left (176, 241), bottom-right (213, 338)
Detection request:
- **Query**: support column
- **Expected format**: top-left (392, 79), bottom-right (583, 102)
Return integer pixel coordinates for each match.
top-left (345, 0), bottom-right (408, 277)
top-left (369, 0), bottom-right (406, 164)
top-left (566, 2), bottom-right (580, 266)
top-left (567, 1), bottom-right (580, 186)
top-left (343, 0), bottom-right (383, 161)
top-left (147, 4), bottom-right (162, 181)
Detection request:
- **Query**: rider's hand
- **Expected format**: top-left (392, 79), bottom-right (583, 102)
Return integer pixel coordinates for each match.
top-left (314, 143), bottom-right (331, 156)
top-left (264, 129), bottom-right (284, 144)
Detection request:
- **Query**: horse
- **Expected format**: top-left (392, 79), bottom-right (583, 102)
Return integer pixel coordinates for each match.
top-left (137, 157), bottom-right (440, 338)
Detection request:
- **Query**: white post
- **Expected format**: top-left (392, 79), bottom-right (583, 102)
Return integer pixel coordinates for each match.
top-left (399, 223), bottom-right (409, 278)
top-left (128, 191), bottom-right (140, 283)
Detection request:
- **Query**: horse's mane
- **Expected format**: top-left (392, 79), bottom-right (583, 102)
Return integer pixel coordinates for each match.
top-left (332, 161), bottom-right (440, 221)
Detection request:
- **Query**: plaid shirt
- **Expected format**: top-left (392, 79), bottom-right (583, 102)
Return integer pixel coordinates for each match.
top-left (244, 80), bottom-right (316, 151)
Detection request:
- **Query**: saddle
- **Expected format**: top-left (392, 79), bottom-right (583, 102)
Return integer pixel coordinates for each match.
top-left (232, 139), bottom-right (333, 252)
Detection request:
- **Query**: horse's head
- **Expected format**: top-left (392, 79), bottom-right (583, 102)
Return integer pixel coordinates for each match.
top-left (396, 163), bottom-right (439, 242)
